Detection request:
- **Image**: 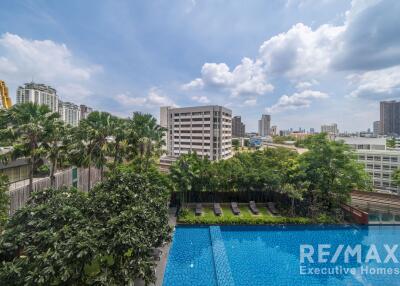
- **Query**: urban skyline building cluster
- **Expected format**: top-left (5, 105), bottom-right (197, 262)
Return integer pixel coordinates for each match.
top-left (16, 82), bottom-right (93, 126)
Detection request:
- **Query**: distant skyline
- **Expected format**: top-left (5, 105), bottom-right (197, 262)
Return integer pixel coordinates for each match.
top-left (1, 0), bottom-right (400, 132)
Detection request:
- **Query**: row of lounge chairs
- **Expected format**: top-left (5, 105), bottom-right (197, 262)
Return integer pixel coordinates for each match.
top-left (194, 202), bottom-right (279, 216)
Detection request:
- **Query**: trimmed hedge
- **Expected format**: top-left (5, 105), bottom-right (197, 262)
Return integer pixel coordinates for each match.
top-left (178, 215), bottom-right (315, 225)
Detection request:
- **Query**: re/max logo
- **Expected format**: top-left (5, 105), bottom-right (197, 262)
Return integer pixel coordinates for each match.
top-left (300, 244), bottom-right (399, 264)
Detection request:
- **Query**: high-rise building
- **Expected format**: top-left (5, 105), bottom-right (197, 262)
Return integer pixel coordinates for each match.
top-left (380, 101), bottom-right (400, 136)
top-left (258, 114), bottom-right (271, 137)
top-left (16, 82), bottom-right (59, 112)
top-left (232, 116), bottom-right (245, 137)
top-left (80, 104), bottom-right (93, 120)
top-left (271, 125), bottom-right (277, 136)
top-left (161, 105), bottom-right (232, 161)
top-left (59, 101), bottom-right (81, 127)
top-left (321, 123), bottom-right (338, 135)
top-left (373, 121), bottom-right (381, 136)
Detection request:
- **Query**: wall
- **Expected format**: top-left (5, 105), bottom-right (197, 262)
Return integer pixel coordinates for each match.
top-left (7, 167), bottom-right (102, 215)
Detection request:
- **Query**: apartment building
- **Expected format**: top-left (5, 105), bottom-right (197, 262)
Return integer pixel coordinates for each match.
top-left (16, 82), bottom-right (59, 112)
top-left (59, 101), bottom-right (81, 127)
top-left (258, 114), bottom-right (271, 137)
top-left (380, 100), bottom-right (400, 136)
top-left (321, 123), bottom-right (338, 135)
top-left (160, 105), bottom-right (232, 161)
top-left (337, 137), bottom-right (400, 194)
top-left (232, 116), bottom-right (245, 137)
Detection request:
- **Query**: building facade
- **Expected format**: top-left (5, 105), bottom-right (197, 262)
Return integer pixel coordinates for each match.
top-left (161, 105), bottom-right (232, 161)
top-left (80, 104), bottom-right (93, 120)
top-left (232, 116), bottom-right (245, 137)
top-left (16, 82), bottom-right (59, 112)
top-left (373, 121), bottom-right (381, 136)
top-left (258, 114), bottom-right (271, 137)
top-left (337, 136), bottom-right (400, 194)
top-left (321, 123), bottom-right (338, 135)
top-left (380, 100), bottom-right (400, 136)
top-left (59, 101), bottom-right (81, 126)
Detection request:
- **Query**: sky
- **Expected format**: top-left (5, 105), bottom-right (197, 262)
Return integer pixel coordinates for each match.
top-left (0, 0), bottom-right (399, 132)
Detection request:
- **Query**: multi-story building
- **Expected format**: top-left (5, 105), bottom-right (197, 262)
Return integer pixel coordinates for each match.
top-left (337, 136), bottom-right (400, 194)
top-left (232, 116), bottom-right (245, 137)
top-left (380, 100), bottom-right (400, 136)
top-left (321, 123), bottom-right (338, 135)
top-left (80, 104), bottom-right (93, 120)
top-left (59, 101), bottom-right (81, 126)
top-left (258, 114), bottom-right (271, 137)
top-left (271, 125), bottom-right (277, 136)
top-left (16, 82), bottom-right (59, 112)
top-left (161, 105), bottom-right (232, 161)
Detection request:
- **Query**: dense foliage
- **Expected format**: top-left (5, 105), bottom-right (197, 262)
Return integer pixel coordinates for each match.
top-left (0, 168), bottom-right (171, 285)
top-left (170, 134), bottom-right (371, 217)
top-left (0, 174), bottom-right (9, 227)
top-left (393, 168), bottom-right (400, 186)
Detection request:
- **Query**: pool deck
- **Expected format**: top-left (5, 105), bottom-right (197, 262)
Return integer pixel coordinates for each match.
top-left (154, 207), bottom-right (177, 286)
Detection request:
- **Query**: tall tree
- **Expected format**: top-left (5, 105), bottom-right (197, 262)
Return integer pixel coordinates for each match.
top-left (43, 120), bottom-right (72, 187)
top-left (108, 116), bottom-right (129, 168)
top-left (127, 112), bottom-right (165, 171)
top-left (299, 134), bottom-right (371, 215)
top-left (70, 111), bottom-right (112, 191)
top-left (0, 103), bottom-right (59, 192)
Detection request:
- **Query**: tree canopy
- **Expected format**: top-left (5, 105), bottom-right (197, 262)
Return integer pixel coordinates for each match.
top-left (0, 167), bottom-right (171, 285)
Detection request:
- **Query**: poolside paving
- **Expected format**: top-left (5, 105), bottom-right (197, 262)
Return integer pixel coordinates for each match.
top-left (154, 207), bottom-right (177, 286)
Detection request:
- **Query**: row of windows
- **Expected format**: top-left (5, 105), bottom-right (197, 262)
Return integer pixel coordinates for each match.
top-left (173, 111), bottom-right (211, 116)
top-left (359, 155), bottom-right (399, 162)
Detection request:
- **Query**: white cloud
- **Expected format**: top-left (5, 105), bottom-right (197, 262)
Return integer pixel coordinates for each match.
top-left (266, 90), bottom-right (329, 113)
top-left (295, 79), bottom-right (319, 90)
top-left (348, 65), bottom-right (400, 99)
top-left (182, 57), bottom-right (273, 97)
top-left (116, 87), bottom-right (176, 108)
top-left (0, 33), bottom-right (101, 82)
top-left (181, 78), bottom-right (204, 90)
top-left (0, 33), bottom-right (101, 105)
top-left (191, 95), bottom-right (210, 104)
top-left (259, 23), bottom-right (344, 77)
top-left (244, 98), bottom-right (257, 106)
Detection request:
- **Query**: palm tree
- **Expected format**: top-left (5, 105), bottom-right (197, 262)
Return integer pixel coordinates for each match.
top-left (70, 111), bottom-right (112, 191)
top-left (126, 112), bottom-right (165, 170)
top-left (0, 103), bottom-right (59, 192)
top-left (108, 116), bottom-right (129, 168)
top-left (43, 120), bottom-right (72, 187)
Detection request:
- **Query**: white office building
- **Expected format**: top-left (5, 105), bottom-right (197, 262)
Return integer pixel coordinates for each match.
top-left (160, 105), bottom-right (232, 161)
top-left (321, 123), bottom-right (338, 135)
top-left (59, 101), bottom-right (81, 127)
top-left (16, 82), bottom-right (59, 113)
top-left (337, 137), bottom-right (400, 194)
top-left (258, 114), bottom-right (271, 137)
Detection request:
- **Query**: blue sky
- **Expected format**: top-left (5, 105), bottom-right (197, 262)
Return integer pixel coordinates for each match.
top-left (1, 0), bottom-right (399, 132)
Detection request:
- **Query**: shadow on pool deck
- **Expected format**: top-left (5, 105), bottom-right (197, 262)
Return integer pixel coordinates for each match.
top-left (154, 207), bottom-right (177, 286)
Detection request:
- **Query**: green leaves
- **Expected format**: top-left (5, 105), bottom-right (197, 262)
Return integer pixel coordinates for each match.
top-left (0, 168), bottom-right (171, 285)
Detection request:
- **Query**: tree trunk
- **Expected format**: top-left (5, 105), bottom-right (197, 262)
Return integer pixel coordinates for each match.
top-left (50, 155), bottom-right (57, 188)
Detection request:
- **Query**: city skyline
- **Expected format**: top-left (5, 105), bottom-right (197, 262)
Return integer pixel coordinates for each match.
top-left (0, 0), bottom-right (399, 131)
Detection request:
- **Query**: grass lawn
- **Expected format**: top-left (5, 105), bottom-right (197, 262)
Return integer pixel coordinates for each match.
top-left (178, 204), bottom-right (319, 225)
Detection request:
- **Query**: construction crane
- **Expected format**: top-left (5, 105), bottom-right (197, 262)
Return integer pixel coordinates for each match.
top-left (0, 80), bottom-right (12, 109)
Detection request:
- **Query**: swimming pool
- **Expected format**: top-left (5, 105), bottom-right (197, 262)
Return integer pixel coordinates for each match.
top-left (163, 225), bottom-right (400, 286)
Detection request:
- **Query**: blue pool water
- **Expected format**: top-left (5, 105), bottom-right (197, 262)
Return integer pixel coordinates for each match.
top-left (163, 225), bottom-right (400, 286)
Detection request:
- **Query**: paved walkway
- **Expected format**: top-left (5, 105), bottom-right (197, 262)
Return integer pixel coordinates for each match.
top-left (154, 207), bottom-right (177, 286)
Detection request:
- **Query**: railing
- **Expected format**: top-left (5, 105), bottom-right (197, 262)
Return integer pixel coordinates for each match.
top-left (7, 167), bottom-right (102, 215)
top-left (341, 203), bottom-right (369, 224)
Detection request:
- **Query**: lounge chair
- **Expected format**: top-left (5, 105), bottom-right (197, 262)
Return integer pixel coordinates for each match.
top-left (214, 203), bottom-right (222, 216)
top-left (267, 202), bottom-right (279, 215)
top-left (249, 201), bottom-right (260, 215)
top-left (195, 203), bottom-right (203, 216)
top-left (231, 202), bottom-right (241, 215)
